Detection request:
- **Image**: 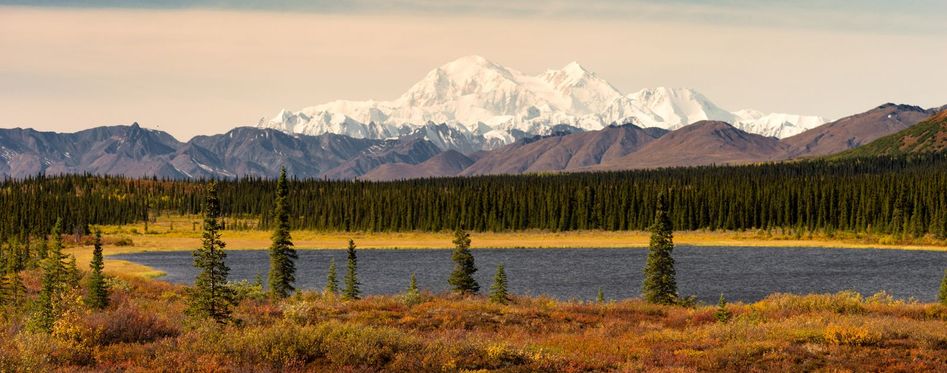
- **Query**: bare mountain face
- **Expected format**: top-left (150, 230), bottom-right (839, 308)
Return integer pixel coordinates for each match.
top-left (0, 124), bottom-right (441, 179)
top-left (459, 124), bottom-right (665, 176)
top-left (595, 121), bottom-right (788, 170)
top-left (1, 103), bottom-right (942, 180)
top-left (361, 150), bottom-right (477, 181)
top-left (0, 123), bottom-right (184, 178)
top-left (783, 103), bottom-right (939, 158)
top-left (835, 109), bottom-right (947, 158)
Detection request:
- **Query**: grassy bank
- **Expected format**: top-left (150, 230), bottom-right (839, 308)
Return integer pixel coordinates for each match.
top-left (2, 272), bottom-right (947, 371)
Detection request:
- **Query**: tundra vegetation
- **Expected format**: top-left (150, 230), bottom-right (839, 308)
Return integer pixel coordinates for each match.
top-left (2, 155), bottom-right (947, 370)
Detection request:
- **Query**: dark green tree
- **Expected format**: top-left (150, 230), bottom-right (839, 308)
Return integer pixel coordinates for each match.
top-left (0, 254), bottom-right (25, 307)
top-left (343, 239), bottom-right (360, 300)
top-left (643, 193), bottom-right (678, 305)
top-left (33, 218), bottom-right (74, 332)
top-left (940, 269), bottom-right (947, 306)
top-left (448, 228), bottom-right (479, 294)
top-left (489, 263), bottom-right (509, 304)
top-left (714, 294), bottom-right (732, 322)
top-left (188, 182), bottom-right (236, 323)
top-left (403, 272), bottom-right (422, 306)
top-left (85, 229), bottom-right (109, 310)
top-left (267, 167), bottom-right (297, 299)
top-left (325, 257), bottom-right (339, 294)
top-left (407, 272), bottom-right (419, 297)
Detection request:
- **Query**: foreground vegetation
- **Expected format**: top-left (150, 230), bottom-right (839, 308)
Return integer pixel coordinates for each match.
top-left (3, 272), bottom-right (947, 371)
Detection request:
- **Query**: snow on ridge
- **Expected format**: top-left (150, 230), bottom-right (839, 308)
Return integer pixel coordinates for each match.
top-left (259, 56), bottom-right (828, 147)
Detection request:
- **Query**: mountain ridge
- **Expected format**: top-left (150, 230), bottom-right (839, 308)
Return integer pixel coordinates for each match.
top-left (0, 103), bottom-right (940, 180)
top-left (259, 56), bottom-right (828, 149)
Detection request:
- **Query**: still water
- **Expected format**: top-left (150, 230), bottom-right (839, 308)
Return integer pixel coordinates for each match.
top-left (112, 246), bottom-right (947, 303)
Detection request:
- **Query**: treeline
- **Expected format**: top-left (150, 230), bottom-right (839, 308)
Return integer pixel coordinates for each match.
top-left (1, 154), bottom-right (946, 238)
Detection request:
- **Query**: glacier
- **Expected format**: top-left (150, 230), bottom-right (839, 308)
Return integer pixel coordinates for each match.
top-left (258, 55), bottom-right (828, 151)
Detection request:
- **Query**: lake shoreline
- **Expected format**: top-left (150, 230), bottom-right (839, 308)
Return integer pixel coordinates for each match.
top-left (65, 222), bottom-right (947, 278)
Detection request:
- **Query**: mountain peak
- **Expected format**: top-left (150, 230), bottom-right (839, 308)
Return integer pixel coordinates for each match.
top-left (261, 57), bottom-right (827, 145)
top-left (561, 61), bottom-right (589, 75)
top-left (438, 55), bottom-right (507, 76)
top-left (446, 55), bottom-right (491, 65)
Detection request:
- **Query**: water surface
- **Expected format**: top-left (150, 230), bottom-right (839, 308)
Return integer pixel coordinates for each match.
top-left (112, 246), bottom-right (947, 303)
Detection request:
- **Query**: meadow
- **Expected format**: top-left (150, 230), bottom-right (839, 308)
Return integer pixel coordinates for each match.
top-left (3, 270), bottom-right (947, 371)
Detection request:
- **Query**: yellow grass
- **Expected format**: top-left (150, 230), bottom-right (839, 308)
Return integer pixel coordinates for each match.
top-left (63, 214), bottom-right (947, 278)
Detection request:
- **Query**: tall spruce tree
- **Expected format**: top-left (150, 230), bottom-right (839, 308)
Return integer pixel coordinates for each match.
top-left (267, 167), bottom-right (297, 299)
top-left (85, 229), bottom-right (109, 309)
top-left (343, 239), bottom-right (360, 300)
top-left (448, 228), bottom-right (479, 294)
top-left (34, 218), bottom-right (73, 332)
top-left (643, 192), bottom-right (678, 305)
top-left (188, 182), bottom-right (236, 323)
top-left (325, 257), bottom-right (339, 294)
top-left (489, 263), bottom-right (509, 304)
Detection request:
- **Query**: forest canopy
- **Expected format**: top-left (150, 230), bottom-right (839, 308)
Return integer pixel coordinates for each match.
top-left (0, 154), bottom-right (945, 239)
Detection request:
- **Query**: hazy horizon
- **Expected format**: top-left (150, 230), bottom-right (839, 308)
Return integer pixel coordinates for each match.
top-left (2, 1), bottom-right (946, 140)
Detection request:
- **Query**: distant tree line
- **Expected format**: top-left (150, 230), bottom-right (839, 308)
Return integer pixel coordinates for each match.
top-left (1, 154), bottom-right (946, 240)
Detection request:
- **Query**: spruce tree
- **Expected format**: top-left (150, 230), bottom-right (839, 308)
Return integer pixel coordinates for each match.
top-left (596, 288), bottom-right (605, 304)
top-left (643, 193), bottom-right (678, 305)
top-left (85, 229), bottom-right (109, 310)
top-left (325, 257), bottom-right (338, 294)
top-left (715, 294), bottom-right (732, 322)
top-left (37, 236), bottom-right (48, 261)
top-left (448, 228), bottom-right (479, 294)
top-left (407, 272), bottom-right (419, 297)
top-left (489, 263), bottom-right (509, 304)
top-left (188, 182), bottom-right (236, 323)
top-left (939, 269), bottom-right (947, 306)
top-left (34, 218), bottom-right (71, 332)
top-left (343, 239), bottom-right (360, 300)
top-left (403, 272), bottom-right (421, 305)
top-left (267, 167), bottom-right (297, 299)
top-left (0, 254), bottom-right (25, 307)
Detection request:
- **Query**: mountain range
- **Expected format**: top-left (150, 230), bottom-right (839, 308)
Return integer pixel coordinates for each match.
top-left (1, 103), bottom-right (943, 180)
top-left (259, 56), bottom-right (828, 151)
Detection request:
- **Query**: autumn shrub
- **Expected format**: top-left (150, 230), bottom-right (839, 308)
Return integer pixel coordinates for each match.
top-left (229, 279), bottom-right (266, 302)
top-left (757, 291), bottom-right (865, 316)
top-left (86, 301), bottom-right (178, 344)
top-left (228, 322), bottom-right (327, 369)
top-left (823, 322), bottom-right (882, 346)
top-left (113, 237), bottom-right (134, 247)
top-left (320, 321), bottom-right (421, 367)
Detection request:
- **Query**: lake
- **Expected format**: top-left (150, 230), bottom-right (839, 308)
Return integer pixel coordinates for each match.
top-left (111, 246), bottom-right (947, 303)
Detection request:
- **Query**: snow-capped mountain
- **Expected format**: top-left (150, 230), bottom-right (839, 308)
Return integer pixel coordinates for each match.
top-left (260, 56), bottom-right (827, 150)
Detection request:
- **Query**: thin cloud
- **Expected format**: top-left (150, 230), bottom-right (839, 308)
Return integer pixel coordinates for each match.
top-left (2, 0), bottom-right (945, 35)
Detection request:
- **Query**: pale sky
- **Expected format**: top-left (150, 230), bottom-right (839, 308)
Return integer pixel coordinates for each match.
top-left (2, 1), bottom-right (946, 140)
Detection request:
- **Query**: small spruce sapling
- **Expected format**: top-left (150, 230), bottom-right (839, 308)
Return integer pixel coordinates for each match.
top-left (403, 272), bottom-right (422, 306)
top-left (939, 269), bottom-right (947, 306)
top-left (325, 258), bottom-right (339, 295)
top-left (714, 294), bottom-right (732, 322)
top-left (489, 264), bottom-right (509, 304)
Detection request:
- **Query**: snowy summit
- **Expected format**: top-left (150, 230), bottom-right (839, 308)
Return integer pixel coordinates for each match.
top-left (259, 56), bottom-right (827, 150)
